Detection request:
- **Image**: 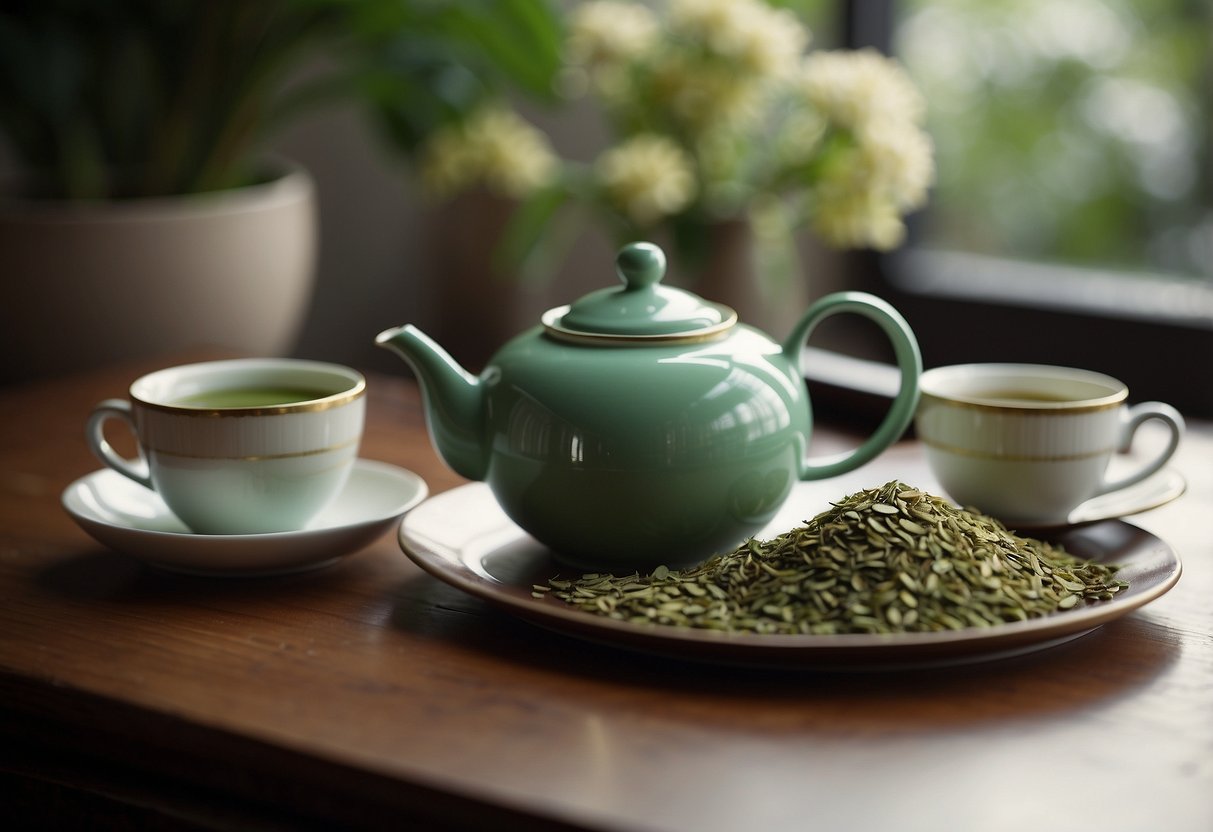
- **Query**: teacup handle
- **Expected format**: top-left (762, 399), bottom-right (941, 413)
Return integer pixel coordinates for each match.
top-left (86, 399), bottom-right (153, 489)
top-left (782, 291), bottom-right (922, 480)
top-left (1095, 401), bottom-right (1184, 496)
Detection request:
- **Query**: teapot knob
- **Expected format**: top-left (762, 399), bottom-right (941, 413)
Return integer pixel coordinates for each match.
top-left (616, 242), bottom-right (666, 291)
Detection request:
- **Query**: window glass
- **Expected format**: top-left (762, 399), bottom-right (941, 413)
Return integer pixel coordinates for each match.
top-left (895, 0), bottom-right (1211, 281)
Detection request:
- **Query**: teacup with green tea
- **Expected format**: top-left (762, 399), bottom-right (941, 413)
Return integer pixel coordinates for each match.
top-left (171, 387), bottom-right (334, 408)
top-left (915, 363), bottom-right (1184, 525)
top-left (87, 358), bottom-right (366, 534)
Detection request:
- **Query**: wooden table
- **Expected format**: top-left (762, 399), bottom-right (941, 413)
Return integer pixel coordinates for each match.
top-left (2, 355), bottom-right (1211, 831)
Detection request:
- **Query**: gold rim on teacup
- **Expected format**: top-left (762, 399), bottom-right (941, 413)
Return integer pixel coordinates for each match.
top-left (919, 363), bottom-right (1128, 415)
top-left (128, 358), bottom-right (366, 417)
top-left (132, 379), bottom-right (366, 417)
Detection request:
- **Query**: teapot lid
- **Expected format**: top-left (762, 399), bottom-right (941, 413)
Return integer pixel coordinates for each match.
top-left (542, 242), bottom-right (737, 343)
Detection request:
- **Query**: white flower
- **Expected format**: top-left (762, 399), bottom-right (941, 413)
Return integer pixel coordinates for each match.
top-left (650, 54), bottom-right (758, 131)
top-left (568, 2), bottom-right (660, 68)
top-left (772, 108), bottom-right (827, 171)
top-left (856, 120), bottom-right (935, 211)
top-left (669, 0), bottom-right (809, 77)
top-left (793, 48), bottom-right (934, 246)
top-left (595, 134), bottom-right (697, 226)
top-left (806, 121), bottom-right (934, 250)
top-left (797, 48), bottom-right (926, 132)
top-left (420, 107), bottom-right (558, 199)
top-left (810, 186), bottom-right (906, 251)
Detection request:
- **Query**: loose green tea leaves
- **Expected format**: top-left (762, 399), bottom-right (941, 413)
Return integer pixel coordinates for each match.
top-left (543, 481), bottom-right (1127, 635)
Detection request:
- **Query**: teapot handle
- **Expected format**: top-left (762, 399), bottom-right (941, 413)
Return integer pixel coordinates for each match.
top-left (782, 291), bottom-right (922, 481)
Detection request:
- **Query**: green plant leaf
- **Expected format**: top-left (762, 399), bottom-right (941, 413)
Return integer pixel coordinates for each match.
top-left (496, 182), bottom-right (572, 283)
top-left (443, 0), bottom-right (563, 100)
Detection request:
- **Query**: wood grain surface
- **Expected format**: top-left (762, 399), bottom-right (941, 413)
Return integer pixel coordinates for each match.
top-left (1, 354), bottom-right (1210, 831)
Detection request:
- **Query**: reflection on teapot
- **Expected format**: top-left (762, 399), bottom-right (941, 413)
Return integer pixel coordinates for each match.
top-left (377, 242), bottom-right (921, 570)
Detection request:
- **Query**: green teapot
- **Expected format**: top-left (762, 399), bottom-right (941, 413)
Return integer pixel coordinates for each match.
top-left (377, 242), bottom-right (921, 570)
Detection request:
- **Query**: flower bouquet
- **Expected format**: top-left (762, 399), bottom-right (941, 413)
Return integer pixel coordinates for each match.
top-left (417, 0), bottom-right (935, 290)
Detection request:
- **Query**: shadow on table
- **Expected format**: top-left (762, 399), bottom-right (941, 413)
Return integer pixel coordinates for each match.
top-left (32, 542), bottom-right (1180, 737)
top-left (31, 544), bottom-right (367, 605)
top-left (387, 568), bottom-right (1180, 735)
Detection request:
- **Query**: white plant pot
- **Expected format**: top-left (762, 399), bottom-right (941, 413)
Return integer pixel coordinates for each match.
top-left (0, 162), bottom-right (317, 385)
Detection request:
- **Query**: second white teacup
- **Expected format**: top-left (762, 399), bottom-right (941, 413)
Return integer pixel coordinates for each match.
top-left (915, 363), bottom-right (1184, 525)
top-left (87, 358), bottom-right (366, 534)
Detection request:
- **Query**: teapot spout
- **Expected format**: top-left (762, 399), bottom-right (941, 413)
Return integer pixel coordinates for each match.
top-left (375, 324), bottom-right (488, 481)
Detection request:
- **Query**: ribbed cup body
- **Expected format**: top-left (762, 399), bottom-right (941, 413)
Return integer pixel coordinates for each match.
top-left (127, 359), bottom-right (365, 534)
top-left (915, 364), bottom-right (1126, 523)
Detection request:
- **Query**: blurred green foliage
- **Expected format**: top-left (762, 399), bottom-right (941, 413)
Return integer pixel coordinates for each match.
top-left (0, 0), bottom-right (563, 199)
top-left (346, 0), bottom-right (562, 158)
top-left (896, 0), bottom-right (1211, 278)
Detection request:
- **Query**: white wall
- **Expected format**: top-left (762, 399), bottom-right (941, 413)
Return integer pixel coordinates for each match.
top-left (270, 97), bottom-right (618, 378)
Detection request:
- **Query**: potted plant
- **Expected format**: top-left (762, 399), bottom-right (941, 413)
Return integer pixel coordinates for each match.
top-left (0, 0), bottom-right (564, 383)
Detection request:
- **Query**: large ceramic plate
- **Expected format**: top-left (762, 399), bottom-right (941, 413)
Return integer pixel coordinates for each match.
top-left (398, 482), bottom-right (1182, 669)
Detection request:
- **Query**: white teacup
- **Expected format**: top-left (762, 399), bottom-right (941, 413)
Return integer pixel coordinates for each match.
top-left (87, 358), bottom-right (366, 534)
top-left (915, 363), bottom-right (1184, 524)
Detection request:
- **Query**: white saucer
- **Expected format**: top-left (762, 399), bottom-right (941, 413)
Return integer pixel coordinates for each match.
top-left (1067, 468), bottom-right (1187, 524)
top-left (62, 459), bottom-right (428, 577)
top-left (1005, 468), bottom-right (1187, 532)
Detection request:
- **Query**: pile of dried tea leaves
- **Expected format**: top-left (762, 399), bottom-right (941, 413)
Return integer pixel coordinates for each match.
top-left (536, 481), bottom-right (1128, 635)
